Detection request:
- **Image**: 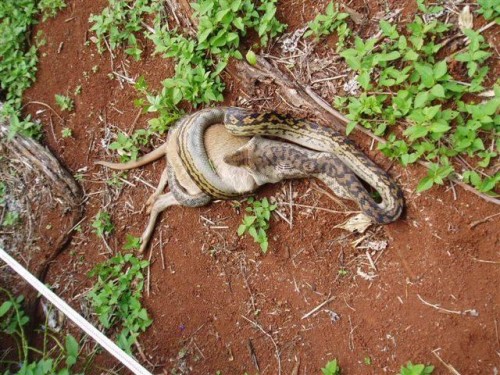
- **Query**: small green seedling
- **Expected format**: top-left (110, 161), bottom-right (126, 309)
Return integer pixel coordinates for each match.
top-left (55, 94), bottom-right (74, 112)
top-left (322, 359), bottom-right (341, 375)
top-left (61, 127), bottom-right (72, 138)
top-left (338, 268), bottom-right (349, 277)
top-left (399, 362), bottom-right (434, 375)
top-left (238, 197), bottom-right (276, 253)
top-left (91, 211), bottom-right (114, 237)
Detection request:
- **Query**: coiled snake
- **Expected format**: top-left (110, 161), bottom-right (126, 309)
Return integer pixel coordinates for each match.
top-left (178, 107), bottom-right (403, 224)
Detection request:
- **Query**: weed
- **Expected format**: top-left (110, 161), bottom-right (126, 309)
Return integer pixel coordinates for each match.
top-left (55, 94), bottom-right (75, 112)
top-left (91, 211), bottom-right (114, 237)
top-left (148, 0), bottom-right (285, 107)
top-left (106, 171), bottom-right (127, 188)
top-left (399, 362), bottom-right (434, 375)
top-left (38, 0), bottom-right (66, 21)
top-left (108, 129), bottom-right (153, 162)
top-left (338, 268), bottom-right (349, 277)
top-left (87, 253), bottom-right (152, 353)
top-left (238, 197), bottom-right (277, 253)
top-left (0, 289), bottom-right (81, 373)
top-left (333, 5), bottom-right (499, 195)
top-left (364, 356), bottom-right (372, 365)
top-left (476, 0), bottom-right (500, 21)
top-left (61, 127), bottom-right (73, 138)
top-left (304, 2), bottom-right (350, 50)
top-left (322, 359), bottom-right (341, 375)
top-left (2, 211), bottom-right (20, 226)
top-left (0, 0), bottom-right (64, 138)
top-left (89, 0), bottom-right (159, 60)
top-left (123, 234), bottom-right (141, 250)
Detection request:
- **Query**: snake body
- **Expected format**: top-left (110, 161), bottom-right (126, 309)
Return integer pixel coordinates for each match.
top-left (178, 107), bottom-right (403, 224)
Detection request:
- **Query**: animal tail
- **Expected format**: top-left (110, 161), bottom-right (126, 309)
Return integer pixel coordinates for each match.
top-left (95, 143), bottom-right (168, 170)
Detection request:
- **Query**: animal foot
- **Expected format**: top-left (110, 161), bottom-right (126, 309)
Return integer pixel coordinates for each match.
top-left (139, 236), bottom-right (148, 253)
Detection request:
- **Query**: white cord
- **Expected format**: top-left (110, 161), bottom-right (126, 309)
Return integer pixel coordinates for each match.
top-left (0, 247), bottom-right (152, 375)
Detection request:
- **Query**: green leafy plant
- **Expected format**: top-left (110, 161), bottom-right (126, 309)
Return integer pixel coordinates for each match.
top-left (454, 29), bottom-right (491, 77)
top-left (304, 1), bottom-right (350, 50)
top-left (91, 211), bottom-right (114, 237)
top-left (333, 9), bottom-right (499, 196)
top-left (476, 0), bottom-right (500, 22)
top-left (399, 362), bottom-right (434, 375)
top-left (61, 127), bottom-right (73, 138)
top-left (106, 171), bottom-right (127, 188)
top-left (0, 0), bottom-right (40, 138)
top-left (2, 211), bottom-right (20, 226)
top-left (148, 0), bottom-right (286, 108)
top-left (237, 197), bottom-right (276, 253)
top-left (416, 161), bottom-right (454, 192)
top-left (123, 234), bottom-right (141, 250)
top-left (246, 49), bottom-right (257, 65)
top-left (89, 0), bottom-right (159, 60)
top-left (38, 0), bottom-right (66, 21)
top-left (55, 94), bottom-right (75, 112)
top-left (0, 289), bottom-right (81, 374)
top-left (108, 132), bottom-right (142, 162)
top-left (321, 359), bottom-right (341, 375)
top-left (0, 0), bottom-right (64, 138)
top-left (87, 253), bottom-right (152, 353)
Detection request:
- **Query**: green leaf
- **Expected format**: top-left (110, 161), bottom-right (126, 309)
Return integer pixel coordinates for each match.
top-left (65, 334), bottom-right (79, 367)
top-left (246, 50), bottom-right (257, 65)
top-left (430, 121), bottom-right (450, 133)
top-left (346, 121), bottom-right (356, 135)
top-left (430, 84), bottom-right (445, 98)
top-left (433, 60), bottom-right (447, 80)
top-left (0, 301), bottom-right (12, 317)
top-left (357, 71), bottom-right (372, 90)
top-left (404, 49), bottom-right (419, 61)
top-left (414, 63), bottom-right (435, 87)
top-left (322, 359), bottom-right (340, 375)
top-left (414, 91), bottom-right (429, 108)
top-left (123, 234), bottom-right (141, 250)
top-left (416, 176), bottom-right (434, 192)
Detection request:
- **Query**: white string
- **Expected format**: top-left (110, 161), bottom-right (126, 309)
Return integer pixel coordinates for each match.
top-left (0, 247), bottom-right (152, 375)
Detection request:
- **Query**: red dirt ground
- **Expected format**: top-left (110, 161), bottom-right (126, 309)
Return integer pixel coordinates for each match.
top-left (1, 0), bottom-right (499, 374)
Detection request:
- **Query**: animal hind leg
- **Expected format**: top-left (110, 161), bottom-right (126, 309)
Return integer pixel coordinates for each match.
top-left (140, 192), bottom-right (180, 253)
top-left (146, 167), bottom-right (169, 213)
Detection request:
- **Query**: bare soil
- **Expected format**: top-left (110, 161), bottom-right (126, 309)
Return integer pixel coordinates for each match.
top-left (1, 0), bottom-right (499, 374)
